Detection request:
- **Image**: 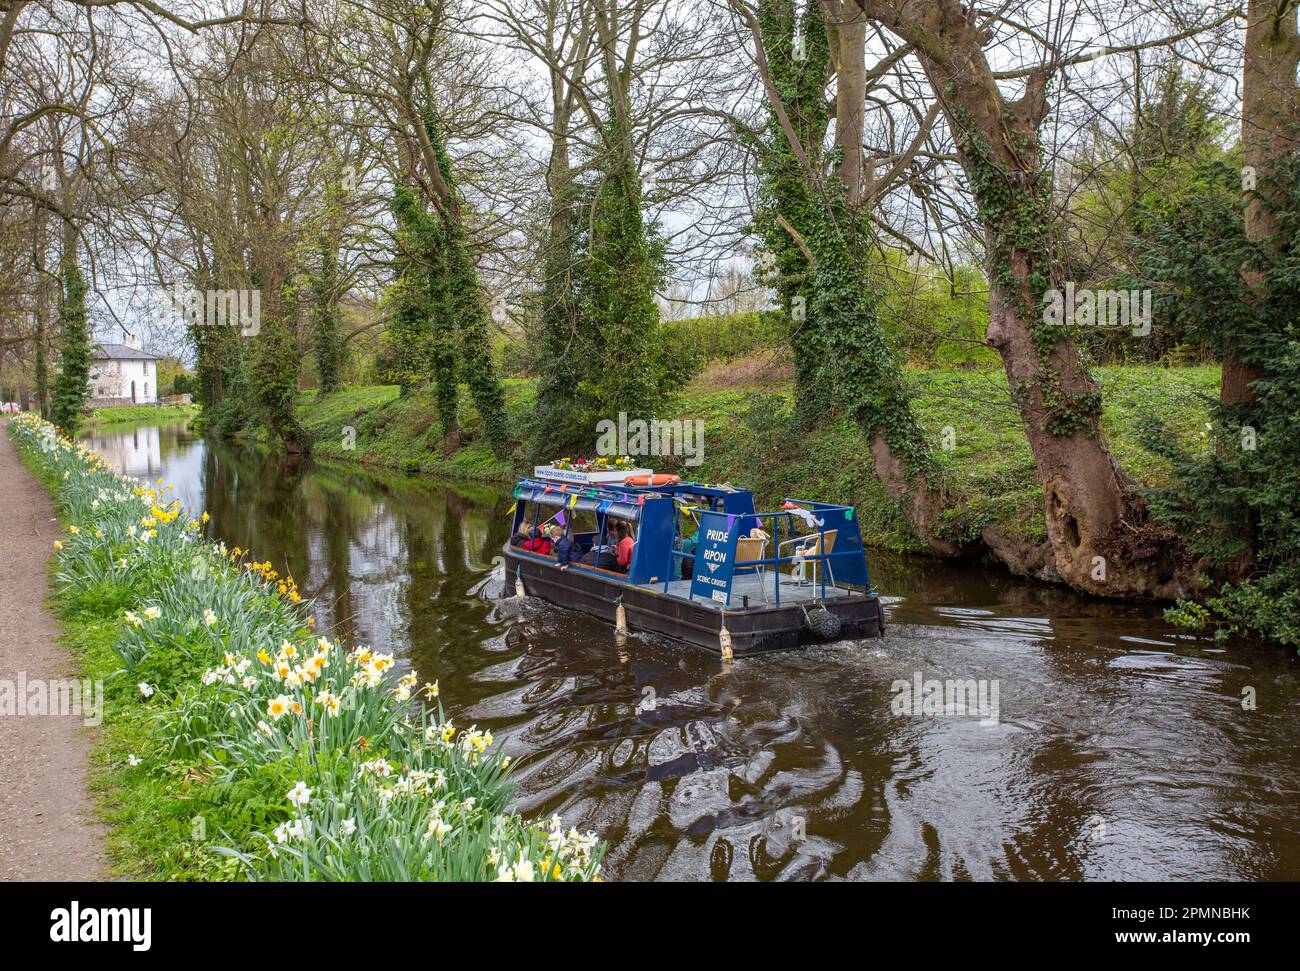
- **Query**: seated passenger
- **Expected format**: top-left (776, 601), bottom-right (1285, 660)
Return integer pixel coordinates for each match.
top-left (523, 529), bottom-right (553, 555)
top-left (674, 525), bottom-right (699, 580)
top-left (509, 523), bottom-right (534, 548)
top-left (613, 522), bottom-right (635, 573)
top-left (551, 525), bottom-right (582, 568)
top-left (579, 534), bottom-right (619, 570)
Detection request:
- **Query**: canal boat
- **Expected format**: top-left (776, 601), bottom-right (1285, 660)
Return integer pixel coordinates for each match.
top-left (502, 466), bottom-right (885, 656)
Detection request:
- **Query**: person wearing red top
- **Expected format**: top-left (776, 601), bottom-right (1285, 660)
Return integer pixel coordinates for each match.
top-left (613, 521), bottom-right (635, 572)
top-left (523, 533), bottom-right (553, 555)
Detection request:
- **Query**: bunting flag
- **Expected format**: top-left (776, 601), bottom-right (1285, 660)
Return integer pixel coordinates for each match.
top-left (506, 502), bottom-right (517, 516)
top-left (513, 487), bottom-right (525, 500)
top-left (637, 495), bottom-right (645, 506)
top-left (845, 508), bottom-right (854, 521)
top-left (726, 513), bottom-right (737, 531)
top-left (598, 500), bottom-right (612, 514)
top-left (544, 485), bottom-right (553, 493)
top-left (556, 509), bottom-right (566, 527)
top-left (781, 500), bottom-right (798, 510)
top-left (559, 484), bottom-right (567, 492)
top-left (569, 493), bottom-right (578, 509)
top-left (787, 507), bottom-right (822, 529)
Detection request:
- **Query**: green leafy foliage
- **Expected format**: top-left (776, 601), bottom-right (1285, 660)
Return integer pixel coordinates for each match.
top-left (1134, 151), bottom-right (1300, 648)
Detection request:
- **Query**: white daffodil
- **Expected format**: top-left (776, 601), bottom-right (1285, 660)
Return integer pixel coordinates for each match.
top-left (286, 781), bottom-right (312, 807)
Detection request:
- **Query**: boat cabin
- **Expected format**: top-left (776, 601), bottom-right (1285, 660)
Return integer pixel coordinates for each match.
top-left (508, 469), bottom-right (873, 608)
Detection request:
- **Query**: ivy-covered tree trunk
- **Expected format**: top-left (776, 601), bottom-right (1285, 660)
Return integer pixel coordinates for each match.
top-left (443, 224), bottom-right (509, 455)
top-left (249, 240), bottom-right (305, 453)
top-left (387, 190), bottom-right (435, 397)
top-left (428, 250), bottom-right (463, 454)
top-left (190, 270), bottom-right (242, 410)
top-left (312, 227), bottom-right (343, 396)
top-left (531, 96), bottom-right (588, 456)
top-left (584, 137), bottom-right (662, 424)
top-left (49, 248), bottom-right (92, 437)
top-left (419, 109), bottom-right (510, 457)
top-left (857, 0), bottom-right (1190, 597)
top-left (34, 278), bottom-right (49, 419)
top-left (33, 205), bottom-right (50, 418)
top-left (748, 0), bottom-right (957, 554)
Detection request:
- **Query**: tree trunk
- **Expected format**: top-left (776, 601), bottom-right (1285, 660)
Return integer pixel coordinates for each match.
top-left (1232, 0), bottom-right (1300, 406)
top-left (827, 0), bottom-right (866, 207)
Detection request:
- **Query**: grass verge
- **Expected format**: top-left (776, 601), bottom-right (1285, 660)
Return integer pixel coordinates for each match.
top-left (84, 403), bottom-right (199, 430)
top-left (10, 412), bottom-right (602, 882)
top-left (295, 365), bottom-right (1219, 554)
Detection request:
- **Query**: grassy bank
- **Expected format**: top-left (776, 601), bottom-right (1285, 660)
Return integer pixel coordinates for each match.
top-left (84, 403), bottom-right (199, 430)
top-left (10, 412), bottom-right (602, 881)
top-left (296, 381), bottom-right (533, 481)
top-left (295, 364), bottom-right (1219, 555)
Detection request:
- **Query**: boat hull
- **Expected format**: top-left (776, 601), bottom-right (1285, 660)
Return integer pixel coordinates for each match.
top-left (503, 545), bottom-right (885, 655)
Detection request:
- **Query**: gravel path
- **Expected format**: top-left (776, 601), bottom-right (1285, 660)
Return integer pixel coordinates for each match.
top-left (0, 420), bottom-right (106, 879)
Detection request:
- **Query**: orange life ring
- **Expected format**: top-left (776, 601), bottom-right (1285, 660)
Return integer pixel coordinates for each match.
top-left (623, 473), bottom-right (680, 487)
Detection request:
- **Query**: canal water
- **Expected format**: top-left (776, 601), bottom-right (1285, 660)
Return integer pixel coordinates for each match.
top-left (83, 421), bottom-right (1300, 881)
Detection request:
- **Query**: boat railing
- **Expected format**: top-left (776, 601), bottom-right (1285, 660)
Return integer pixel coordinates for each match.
top-left (665, 504), bottom-right (864, 607)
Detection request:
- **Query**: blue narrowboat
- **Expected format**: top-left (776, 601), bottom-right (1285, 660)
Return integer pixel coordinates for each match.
top-left (502, 469), bottom-right (885, 656)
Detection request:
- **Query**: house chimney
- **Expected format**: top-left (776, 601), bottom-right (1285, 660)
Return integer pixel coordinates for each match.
top-left (124, 331), bottom-right (141, 351)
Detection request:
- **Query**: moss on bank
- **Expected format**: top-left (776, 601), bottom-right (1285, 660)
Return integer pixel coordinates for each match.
top-left (293, 365), bottom-right (1219, 556)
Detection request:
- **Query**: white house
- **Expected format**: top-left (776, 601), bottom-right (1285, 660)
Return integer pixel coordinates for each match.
top-left (88, 336), bottom-right (161, 406)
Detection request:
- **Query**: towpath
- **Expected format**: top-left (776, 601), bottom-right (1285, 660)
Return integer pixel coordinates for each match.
top-left (0, 421), bottom-right (106, 879)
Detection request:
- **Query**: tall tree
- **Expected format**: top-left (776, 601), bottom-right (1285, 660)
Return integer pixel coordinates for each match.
top-left (1234, 0), bottom-right (1299, 407)
top-left (849, 0), bottom-right (1233, 596)
top-left (738, 0), bottom-right (956, 553)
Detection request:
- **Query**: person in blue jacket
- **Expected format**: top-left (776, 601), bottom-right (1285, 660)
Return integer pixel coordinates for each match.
top-left (551, 525), bottom-right (583, 568)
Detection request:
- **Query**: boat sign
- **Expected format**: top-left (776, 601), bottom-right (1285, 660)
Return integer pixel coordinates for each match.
top-left (533, 465), bottom-right (652, 485)
top-left (690, 511), bottom-right (739, 605)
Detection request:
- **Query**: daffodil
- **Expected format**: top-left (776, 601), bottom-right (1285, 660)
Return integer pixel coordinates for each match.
top-left (286, 781), bottom-right (312, 807)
